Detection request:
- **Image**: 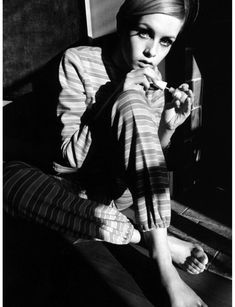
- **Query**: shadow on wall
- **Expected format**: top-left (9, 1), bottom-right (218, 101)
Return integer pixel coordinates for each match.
top-left (3, 0), bottom-right (88, 99)
top-left (3, 0), bottom-right (90, 171)
top-left (3, 54), bottom-right (63, 172)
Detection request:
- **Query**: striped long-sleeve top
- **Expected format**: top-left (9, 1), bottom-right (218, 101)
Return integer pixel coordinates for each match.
top-left (55, 46), bottom-right (171, 231)
top-left (55, 46), bottom-right (165, 172)
top-left (3, 46), bottom-right (172, 243)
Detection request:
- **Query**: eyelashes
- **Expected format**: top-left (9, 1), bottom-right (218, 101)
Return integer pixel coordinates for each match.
top-left (136, 28), bottom-right (151, 39)
top-left (160, 38), bottom-right (174, 47)
top-left (135, 27), bottom-right (174, 48)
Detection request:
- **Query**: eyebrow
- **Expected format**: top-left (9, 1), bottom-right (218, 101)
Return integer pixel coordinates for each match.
top-left (138, 22), bottom-right (177, 40)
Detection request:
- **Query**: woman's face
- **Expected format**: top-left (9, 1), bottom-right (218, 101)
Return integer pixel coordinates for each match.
top-left (119, 13), bottom-right (184, 72)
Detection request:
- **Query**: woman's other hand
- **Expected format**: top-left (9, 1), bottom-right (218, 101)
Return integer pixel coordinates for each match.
top-left (162, 83), bottom-right (194, 130)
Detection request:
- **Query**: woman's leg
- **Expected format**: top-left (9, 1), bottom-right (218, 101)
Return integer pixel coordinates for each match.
top-left (3, 161), bottom-right (134, 244)
top-left (107, 90), bottom-right (208, 306)
top-left (109, 90), bottom-right (207, 272)
top-left (110, 90), bottom-right (171, 231)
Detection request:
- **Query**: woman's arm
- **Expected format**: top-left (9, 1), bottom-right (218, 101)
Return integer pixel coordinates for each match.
top-left (158, 120), bottom-right (175, 149)
top-left (57, 48), bottom-right (93, 168)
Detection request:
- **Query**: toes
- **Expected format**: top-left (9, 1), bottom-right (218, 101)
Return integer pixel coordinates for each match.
top-left (191, 257), bottom-right (206, 271)
top-left (185, 259), bottom-right (205, 274)
top-left (182, 262), bottom-right (200, 274)
top-left (192, 246), bottom-right (208, 265)
top-left (184, 259), bottom-right (204, 274)
top-left (200, 253), bottom-right (209, 266)
top-left (183, 245), bottom-right (209, 274)
top-left (184, 264), bottom-right (200, 275)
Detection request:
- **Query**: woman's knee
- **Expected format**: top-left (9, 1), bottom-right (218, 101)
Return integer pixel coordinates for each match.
top-left (111, 90), bottom-right (156, 132)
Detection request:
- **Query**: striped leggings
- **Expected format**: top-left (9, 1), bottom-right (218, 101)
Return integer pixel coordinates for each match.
top-left (3, 90), bottom-right (171, 245)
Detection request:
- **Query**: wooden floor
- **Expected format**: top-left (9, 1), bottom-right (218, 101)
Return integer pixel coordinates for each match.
top-left (4, 202), bottom-right (232, 307)
top-left (71, 241), bottom-right (232, 307)
top-left (122, 198), bottom-right (232, 281)
top-left (170, 199), bottom-right (232, 280)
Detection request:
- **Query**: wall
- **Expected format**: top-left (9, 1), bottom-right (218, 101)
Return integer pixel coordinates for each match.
top-left (85, 0), bottom-right (124, 39)
top-left (3, 0), bottom-right (87, 99)
top-left (3, 0), bottom-right (89, 169)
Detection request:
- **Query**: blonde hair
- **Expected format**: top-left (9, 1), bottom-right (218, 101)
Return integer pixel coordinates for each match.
top-left (116, 0), bottom-right (199, 32)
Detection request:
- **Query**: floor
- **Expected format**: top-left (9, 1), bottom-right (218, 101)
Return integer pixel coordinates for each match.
top-left (122, 197), bottom-right (232, 281)
top-left (4, 197), bottom-right (232, 307)
top-left (73, 240), bottom-right (232, 307)
top-left (170, 199), bottom-right (232, 280)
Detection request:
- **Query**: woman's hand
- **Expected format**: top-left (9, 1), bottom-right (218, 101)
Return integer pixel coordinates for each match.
top-left (123, 67), bottom-right (161, 92)
top-left (162, 83), bottom-right (194, 130)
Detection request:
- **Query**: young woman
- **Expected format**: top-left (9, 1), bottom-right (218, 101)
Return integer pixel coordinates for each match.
top-left (4, 0), bottom-right (208, 306)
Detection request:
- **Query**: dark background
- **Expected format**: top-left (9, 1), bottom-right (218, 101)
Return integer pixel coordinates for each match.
top-left (3, 1), bottom-right (232, 307)
top-left (192, 0), bottom-right (232, 197)
top-left (3, 0), bottom-right (232, 224)
top-left (3, 0), bottom-right (87, 98)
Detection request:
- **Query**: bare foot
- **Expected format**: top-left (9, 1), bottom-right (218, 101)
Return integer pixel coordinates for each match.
top-left (163, 266), bottom-right (208, 307)
top-left (168, 236), bottom-right (208, 274)
top-left (143, 228), bottom-right (207, 306)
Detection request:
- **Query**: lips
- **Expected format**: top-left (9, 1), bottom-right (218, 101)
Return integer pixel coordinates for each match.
top-left (138, 60), bottom-right (154, 68)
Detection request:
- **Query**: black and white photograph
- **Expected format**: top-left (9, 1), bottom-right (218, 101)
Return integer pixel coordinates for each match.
top-left (3, 0), bottom-right (232, 306)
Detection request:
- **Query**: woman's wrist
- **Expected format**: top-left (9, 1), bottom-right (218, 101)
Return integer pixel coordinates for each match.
top-left (158, 123), bottom-right (175, 149)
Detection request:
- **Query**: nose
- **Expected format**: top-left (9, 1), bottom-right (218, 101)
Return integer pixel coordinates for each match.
top-left (144, 40), bottom-right (158, 58)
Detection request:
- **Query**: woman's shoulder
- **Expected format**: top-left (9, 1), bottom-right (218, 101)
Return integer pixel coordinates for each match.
top-left (63, 46), bottom-right (103, 62)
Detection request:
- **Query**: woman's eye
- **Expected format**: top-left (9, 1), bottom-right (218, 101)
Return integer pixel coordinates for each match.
top-left (160, 38), bottom-right (173, 47)
top-left (138, 29), bottom-right (151, 39)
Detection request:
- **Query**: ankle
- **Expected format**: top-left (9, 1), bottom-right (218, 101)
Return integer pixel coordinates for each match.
top-left (158, 262), bottom-right (181, 287)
